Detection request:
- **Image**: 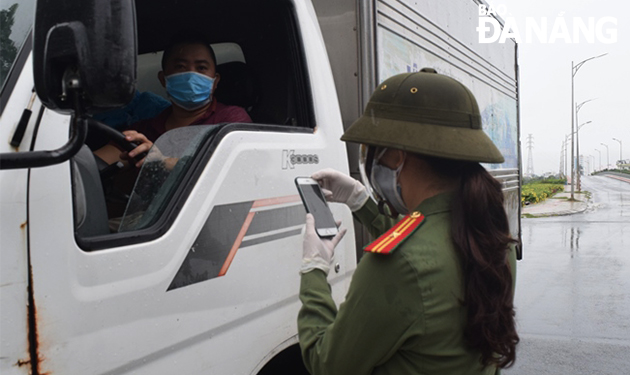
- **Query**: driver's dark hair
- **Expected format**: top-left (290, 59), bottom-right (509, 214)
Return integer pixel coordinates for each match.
top-left (161, 29), bottom-right (217, 69)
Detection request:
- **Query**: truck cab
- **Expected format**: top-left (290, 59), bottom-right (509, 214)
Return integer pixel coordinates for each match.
top-left (1, 1), bottom-right (354, 374)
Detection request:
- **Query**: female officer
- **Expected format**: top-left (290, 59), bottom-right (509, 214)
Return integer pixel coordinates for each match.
top-left (298, 68), bottom-right (519, 374)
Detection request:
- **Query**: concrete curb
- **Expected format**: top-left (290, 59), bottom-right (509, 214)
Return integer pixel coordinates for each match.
top-left (521, 189), bottom-right (589, 218)
top-left (602, 174), bottom-right (630, 184)
top-left (522, 203), bottom-right (588, 218)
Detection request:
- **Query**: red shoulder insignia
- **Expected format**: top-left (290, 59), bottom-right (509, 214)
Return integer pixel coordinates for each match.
top-left (364, 211), bottom-right (425, 254)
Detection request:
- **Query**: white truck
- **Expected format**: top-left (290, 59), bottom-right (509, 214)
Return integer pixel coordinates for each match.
top-left (0, 0), bottom-right (520, 373)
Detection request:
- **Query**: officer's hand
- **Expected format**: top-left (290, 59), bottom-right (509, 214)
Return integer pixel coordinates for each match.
top-left (311, 168), bottom-right (369, 212)
top-left (301, 214), bottom-right (347, 275)
top-left (121, 130), bottom-right (153, 168)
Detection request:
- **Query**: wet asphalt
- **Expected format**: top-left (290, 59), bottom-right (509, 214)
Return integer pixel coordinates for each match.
top-left (505, 175), bottom-right (630, 374)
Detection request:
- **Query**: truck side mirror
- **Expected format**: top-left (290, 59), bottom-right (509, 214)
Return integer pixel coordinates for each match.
top-left (33, 0), bottom-right (137, 113)
top-left (0, 0), bottom-right (137, 170)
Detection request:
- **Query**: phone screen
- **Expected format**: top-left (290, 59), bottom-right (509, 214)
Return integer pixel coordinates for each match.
top-left (296, 178), bottom-right (338, 237)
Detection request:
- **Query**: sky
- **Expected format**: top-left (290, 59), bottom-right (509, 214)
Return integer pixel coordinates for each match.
top-left (486, 0), bottom-right (630, 175)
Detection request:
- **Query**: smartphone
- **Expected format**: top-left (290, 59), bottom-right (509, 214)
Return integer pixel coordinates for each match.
top-left (295, 177), bottom-right (339, 237)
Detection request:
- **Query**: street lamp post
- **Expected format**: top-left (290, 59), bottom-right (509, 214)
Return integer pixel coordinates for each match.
top-left (564, 134), bottom-right (571, 178)
top-left (601, 143), bottom-right (609, 169)
top-left (595, 149), bottom-right (602, 171)
top-left (612, 138), bottom-right (623, 166)
top-left (571, 53), bottom-right (607, 199)
top-left (575, 118), bottom-right (592, 191)
top-left (558, 141), bottom-right (564, 178)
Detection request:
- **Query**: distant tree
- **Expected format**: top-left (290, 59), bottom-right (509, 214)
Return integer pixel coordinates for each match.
top-left (0, 4), bottom-right (19, 84)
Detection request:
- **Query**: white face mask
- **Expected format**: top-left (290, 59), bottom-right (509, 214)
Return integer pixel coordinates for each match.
top-left (370, 148), bottom-right (408, 216)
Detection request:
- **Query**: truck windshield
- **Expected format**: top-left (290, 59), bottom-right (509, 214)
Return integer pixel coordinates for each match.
top-left (0, 1), bottom-right (35, 90)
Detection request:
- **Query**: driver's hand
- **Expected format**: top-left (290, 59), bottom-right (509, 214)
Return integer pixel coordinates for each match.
top-left (121, 130), bottom-right (153, 168)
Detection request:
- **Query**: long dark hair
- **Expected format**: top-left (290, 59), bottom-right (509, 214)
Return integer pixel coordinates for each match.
top-left (424, 156), bottom-right (519, 368)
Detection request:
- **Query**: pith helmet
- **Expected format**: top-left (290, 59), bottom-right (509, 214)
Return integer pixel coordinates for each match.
top-left (341, 68), bottom-right (504, 163)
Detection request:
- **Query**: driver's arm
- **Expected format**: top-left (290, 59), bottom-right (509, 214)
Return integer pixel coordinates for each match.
top-left (94, 144), bottom-right (123, 165)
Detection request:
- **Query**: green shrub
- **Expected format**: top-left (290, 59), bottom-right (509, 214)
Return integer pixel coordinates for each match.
top-left (521, 183), bottom-right (565, 206)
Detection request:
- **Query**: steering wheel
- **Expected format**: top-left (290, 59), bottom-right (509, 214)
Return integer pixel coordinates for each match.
top-left (88, 118), bottom-right (148, 172)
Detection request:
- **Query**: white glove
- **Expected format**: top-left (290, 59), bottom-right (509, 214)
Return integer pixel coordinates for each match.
top-left (301, 214), bottom-right (347, 275)
top-left (311, 168), bottom-right (369, 212)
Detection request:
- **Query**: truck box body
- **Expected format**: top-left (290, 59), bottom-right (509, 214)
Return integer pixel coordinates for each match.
top-left (0, 1), bottom-right (519, 373)
top-left (314, 0), bottom-right (521, 244)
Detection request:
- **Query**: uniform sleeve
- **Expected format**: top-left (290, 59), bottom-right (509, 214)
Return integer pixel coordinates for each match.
top-left (352, 199), bottom-right (400, 238)
top-left (298, 252), bottom-right (425, 375)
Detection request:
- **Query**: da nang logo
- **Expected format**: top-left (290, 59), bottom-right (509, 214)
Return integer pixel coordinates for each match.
top-left (477, 5), bottom-right (617, 44)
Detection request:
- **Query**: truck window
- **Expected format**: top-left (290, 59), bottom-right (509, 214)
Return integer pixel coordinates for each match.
top-left (0, 1), bottom-right (36, 92)
top-left (73, 0), bottom-right (313, 250)
top-left (134, 0), bottom-right (313, 127)
top-left (118, 126), bottom-right (220, 232)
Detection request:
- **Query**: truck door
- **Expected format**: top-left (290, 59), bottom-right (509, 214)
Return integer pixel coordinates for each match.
top-left (24, 0), bottom-right (355, 373)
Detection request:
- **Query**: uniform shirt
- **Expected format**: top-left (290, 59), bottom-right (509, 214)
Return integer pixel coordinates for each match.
top-left (128, 99), bottom-right (252, 142)
top-left (298, 192), bottom-right (517, 375)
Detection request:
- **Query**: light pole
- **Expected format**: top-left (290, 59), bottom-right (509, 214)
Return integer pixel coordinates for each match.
top-left (571, 53), bottom-right (607, 199)
top-left (612, 138), bottom-right (622, 166)
top-left (558, 141), bottom-right (564, 178)
top-left (595, 148), bottom-right (602, 171)
top-left (575, 119), bottom-right (592, 191)
top-left (601, 143), bottom-right (609, 169)
top-left (564, 134), bottom-right (571, 178)
top-left (575, 98), bottom-right (595, 190)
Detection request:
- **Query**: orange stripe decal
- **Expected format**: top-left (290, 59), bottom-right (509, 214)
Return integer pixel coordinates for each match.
top-left (252, 195), bottom-right (301, 208)
top-left (218, 195), bottom-right (302, 276)
top-left (218, 211), bottom-right (256, 276)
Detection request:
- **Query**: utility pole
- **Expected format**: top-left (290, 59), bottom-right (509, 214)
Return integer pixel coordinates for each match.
top-left (526, 134), bottom-right (534, 177)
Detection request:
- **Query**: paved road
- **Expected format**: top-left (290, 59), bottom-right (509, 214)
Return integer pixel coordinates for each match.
top-left (505, 175), bottom-right (630, 375)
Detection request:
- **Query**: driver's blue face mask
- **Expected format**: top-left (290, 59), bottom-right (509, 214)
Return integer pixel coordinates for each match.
top-left (165, 72), bottom-right (215, 111)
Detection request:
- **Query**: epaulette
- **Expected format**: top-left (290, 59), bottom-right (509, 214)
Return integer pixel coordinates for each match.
top-left (364, 211), bottom-right (425, 254)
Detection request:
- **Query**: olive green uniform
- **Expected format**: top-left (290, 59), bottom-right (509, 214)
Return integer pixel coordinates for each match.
top-left (298, 192), bottom-right (516, 375)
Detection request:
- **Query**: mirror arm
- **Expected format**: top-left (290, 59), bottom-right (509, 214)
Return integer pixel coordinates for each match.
top-left (0, 78), bottom-right (87, 170)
